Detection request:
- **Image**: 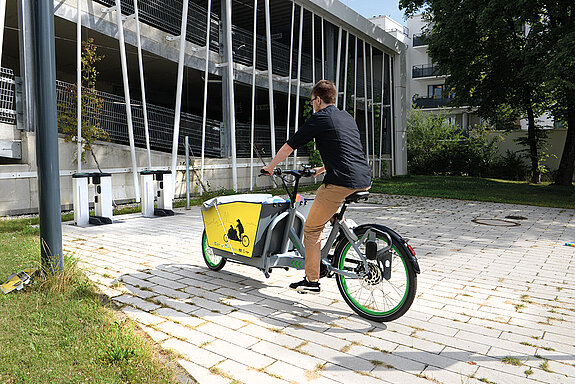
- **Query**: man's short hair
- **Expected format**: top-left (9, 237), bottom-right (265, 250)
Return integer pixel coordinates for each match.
top-left (311, 80), bottom-right (337, 104)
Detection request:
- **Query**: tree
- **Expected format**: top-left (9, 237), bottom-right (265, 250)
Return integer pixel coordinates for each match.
top-left (399, 0), bottom-right (569, 184)
top-left (57, 38), bottom-right (108, 171)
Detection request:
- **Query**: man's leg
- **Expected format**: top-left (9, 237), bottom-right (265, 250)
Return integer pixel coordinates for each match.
top-left (289, 184), bottom-right (366, 295)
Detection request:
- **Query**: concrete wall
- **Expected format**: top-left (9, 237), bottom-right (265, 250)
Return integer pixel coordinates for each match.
top-left (0, 132), bottom-right (286, 216)
top-left (490, 129), bottom-right (567, 171)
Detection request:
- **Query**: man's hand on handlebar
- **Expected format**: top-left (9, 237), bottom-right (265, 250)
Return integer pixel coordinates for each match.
top-left (313, 166), bottom-right (326, 180)
top-left (260, 166), bottom-right (274, 176)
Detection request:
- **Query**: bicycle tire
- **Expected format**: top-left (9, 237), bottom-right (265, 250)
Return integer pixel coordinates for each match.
top-left (334, 226), bottom-right (417, 322)
top-left (202, 230), bottom-right (227, 271)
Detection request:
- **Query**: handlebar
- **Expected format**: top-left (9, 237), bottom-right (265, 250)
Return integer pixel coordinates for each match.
top-left (260, 166), bottom-right (316, 178)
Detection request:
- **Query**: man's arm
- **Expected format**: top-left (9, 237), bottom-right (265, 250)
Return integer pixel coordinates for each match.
top-left (261, 143), bottom-right (294, 175)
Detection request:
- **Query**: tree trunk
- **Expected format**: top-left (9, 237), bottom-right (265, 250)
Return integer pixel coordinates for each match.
top-left (526, 106), bottom-right (540, 184)
top-left (555, 87), bottom-right (575, 186)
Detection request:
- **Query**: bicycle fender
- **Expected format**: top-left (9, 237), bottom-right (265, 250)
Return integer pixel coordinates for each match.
top-left (353, 224), bottom-right (421, 274)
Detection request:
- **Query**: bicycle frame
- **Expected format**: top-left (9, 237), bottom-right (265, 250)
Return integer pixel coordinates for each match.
top-left (257, 175), bottom-right (392, 279)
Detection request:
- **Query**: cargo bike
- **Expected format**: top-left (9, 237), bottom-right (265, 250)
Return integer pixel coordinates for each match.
top-left (201, 167), bottom-right (420, 322)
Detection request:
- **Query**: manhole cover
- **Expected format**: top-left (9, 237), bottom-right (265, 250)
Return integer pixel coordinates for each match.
top-left (472, 218), bottom-right (521, 227)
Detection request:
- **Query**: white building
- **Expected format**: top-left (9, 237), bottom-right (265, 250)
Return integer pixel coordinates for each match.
top-left (372, 14), bottom-right (480, 129)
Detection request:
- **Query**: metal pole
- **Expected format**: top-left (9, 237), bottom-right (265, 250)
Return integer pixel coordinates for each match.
top-left (17, 0), bottom-right (35, 133)
top-left (335, 26), bottom-right (341, 107)
top-left (249, 0), bottom-right (258, 191)
top-left (224, 0), bottom-right (238, 190)
top-left (115, 0), bottom-right (140, 201)
top-left (362, 40), bottom-right (369, 170)
top-left (311, 12), bottom-right (315, 84)
top-left (200, 0), bottom-right (212, 194)
top-left (0, 0), bottom-right (5, 66)
top-left (32, 0), bottom-right (63, 271)
top-left (76, 0), bottom-right (82, 172)
top-left (379, 52), bottom-right (384, 178)
top-left (185, 136), bottom-right (190, 209)
top-left (264, 0), bottom-right (276, 154)
top-left (285, 1), bottom-right (295, 151)
top-left (171, 0), bottom-right (190, 188)
top-left (389, 54), bottom-right (395, 176)
top-left (293, 5), bottom-right (303, 168)
top-left (134, 0), bottom-right (152, 169)
top-left (343, 31), bottom-right (349, 112)
top-left (370, 44), bottom-right (375, 174)
top-left (321, 17), bottom-right (325, 79)
top-left (353, 35), bottom-right (357, 119)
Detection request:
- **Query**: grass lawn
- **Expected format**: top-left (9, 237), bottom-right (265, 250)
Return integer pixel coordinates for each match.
top-left (371, 175), bottom-right (575, 209)
top-left (0, 221), bottom-right (181, 384)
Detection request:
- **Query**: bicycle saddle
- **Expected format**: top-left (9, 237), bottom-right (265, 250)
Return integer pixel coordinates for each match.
top-left (345, 191), bottom-right (370, 204)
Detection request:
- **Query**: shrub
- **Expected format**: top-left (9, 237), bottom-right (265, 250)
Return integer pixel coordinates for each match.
top-left (406, 108), bottom-right (500, 176)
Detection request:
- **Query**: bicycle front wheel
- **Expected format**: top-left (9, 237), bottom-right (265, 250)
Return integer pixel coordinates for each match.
top-left (334, 226), bottom-right (417, 322)
top-left (202, 230), bottom-right (226, 271)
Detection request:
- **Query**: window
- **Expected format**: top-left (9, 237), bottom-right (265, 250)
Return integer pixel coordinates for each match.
top-left (427, 84), bottom-right (444, 99)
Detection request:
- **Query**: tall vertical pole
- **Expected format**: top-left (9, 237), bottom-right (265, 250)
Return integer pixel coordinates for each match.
top-left (32, 0), bottom-right (63, 271)
top-left (311, 12), bottom-right (315, 84)
top-left (389, 54), bottom-right (396, 176)
top-left (370, 44), bottom-right (375, 174)
top-left (343, 31), bottom-right (349, 112)
top-left (185, 135), bottom-right (190, 208)
top-left (362, 40), bottom-right (369, 169)
top-left (293, 5), bottom-right (303, 168)
top-left (17, 0), bottom-right (35, 133)
top-left (249, 0), bottom-right (258, 191)
top-left (321, 17), bottom-right (325, 79)
top-left (115, 0), bottom-right (140, 201)
top-left (379, 53), bottom-right (385, 178)
top-left (264, 0), bottom-right (276, 154)
top-left (0, 0), bottom-right (6, 66)
top-left (171, 0), bottom-right (189, 188)
top-left (285, 1), bottom-right (295, 152)
top-left (224, 0), bottom-right (238, 190)
top-left (353, 35), bottom-right (357, 119)
top-left (134, 0), bottom-right (152, 169)
top-left (200, 0), bottom-right (212, 194)
top-left (335, 26), bottom-right (342, 107)
top-left (76, 0), bottom-right (82, 172)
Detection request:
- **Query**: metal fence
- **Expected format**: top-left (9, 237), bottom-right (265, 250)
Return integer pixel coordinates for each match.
top-left (235, 123), bottom-right (313, 159)
top-left (0, 68), bottom-right (16, 125)
top-left (56, 79), bottom-right (222, 157)
top-left (93, 0), bottom-right (220, 51)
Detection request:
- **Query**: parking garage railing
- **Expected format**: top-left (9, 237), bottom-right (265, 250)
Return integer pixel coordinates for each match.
top-left (56, 79), bottom-right (222, 158)
top-left (0, 68), bottom-right (16, 125)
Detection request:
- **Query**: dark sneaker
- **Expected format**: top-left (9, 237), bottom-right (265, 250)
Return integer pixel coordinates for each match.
top-left (289, 277), bottom-right (320, 294)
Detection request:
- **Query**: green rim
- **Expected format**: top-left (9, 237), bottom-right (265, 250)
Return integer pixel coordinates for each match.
top-left (203, 234), bottom-right (222, 267)
top-left (339, 240), bottom-right (409, 316)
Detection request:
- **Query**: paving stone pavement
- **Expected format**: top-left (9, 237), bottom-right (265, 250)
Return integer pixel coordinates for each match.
top-left (62, 194), bottom-right (575, 384)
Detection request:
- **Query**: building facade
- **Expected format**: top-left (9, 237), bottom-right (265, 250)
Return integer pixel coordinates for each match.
top-left (0, 0), bottom-right (407, 215)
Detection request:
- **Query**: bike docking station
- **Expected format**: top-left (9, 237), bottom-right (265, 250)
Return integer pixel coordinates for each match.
top-left (72, 172), bottom-right (114, 226)
top-left (139, 170), bottom-right (174, 217)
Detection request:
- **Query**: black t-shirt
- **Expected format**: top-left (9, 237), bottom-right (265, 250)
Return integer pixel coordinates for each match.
top-left (287, 105), bottom-right (371, 189)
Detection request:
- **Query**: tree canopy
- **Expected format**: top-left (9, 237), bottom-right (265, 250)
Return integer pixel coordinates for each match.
top-left (400, 0), bottom-right (575, 185)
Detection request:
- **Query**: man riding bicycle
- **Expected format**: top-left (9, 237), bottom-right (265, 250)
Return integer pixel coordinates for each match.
top-left (261, 80), bottom-right (371, 294)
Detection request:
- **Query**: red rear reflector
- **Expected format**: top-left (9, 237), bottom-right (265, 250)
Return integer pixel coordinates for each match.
top-left (407, 244), bottom-right (416, 256)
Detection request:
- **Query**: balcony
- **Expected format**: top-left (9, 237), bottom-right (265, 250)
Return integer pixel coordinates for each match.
top-left (413, 96), bottom-right (452, 109)
top-left (412, 34), bottom-right (427, 47)
top-left (412, 64), bottom-right (441, 79)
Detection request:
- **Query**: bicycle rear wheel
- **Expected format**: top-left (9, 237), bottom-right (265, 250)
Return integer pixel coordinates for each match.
top-left (202, 230), bottom-right (226, 271)
top-left (334, 226), bottom-right (417, 322)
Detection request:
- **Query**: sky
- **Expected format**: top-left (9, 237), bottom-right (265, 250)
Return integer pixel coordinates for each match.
top-left (340, 0), bottom-right (406, 24)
